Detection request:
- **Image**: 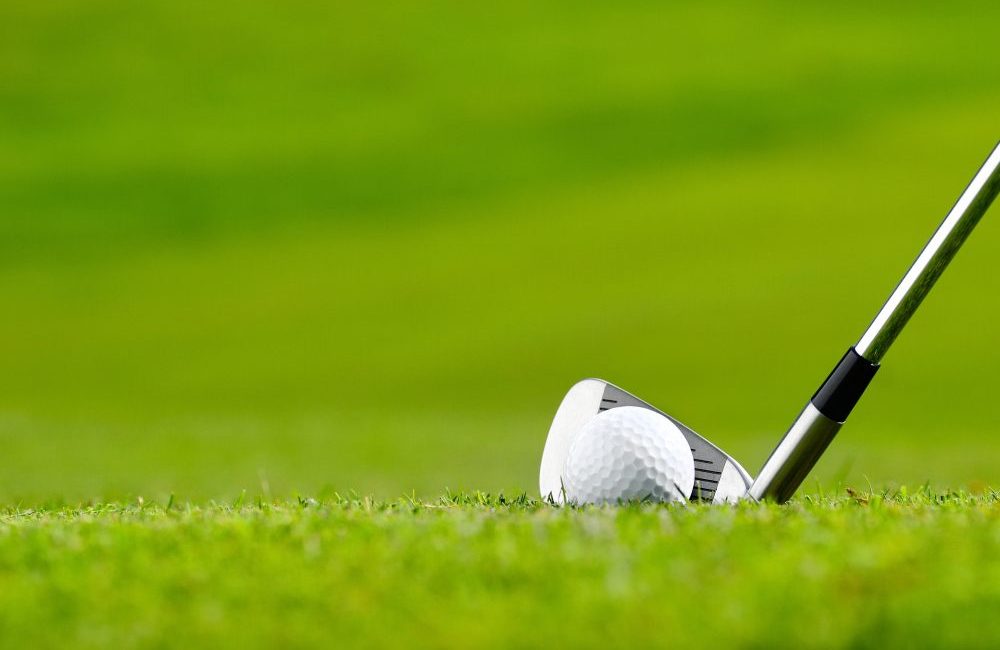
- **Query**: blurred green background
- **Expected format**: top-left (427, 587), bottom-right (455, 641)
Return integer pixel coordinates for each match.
top-left (1, 1), bottom-right (998, 503)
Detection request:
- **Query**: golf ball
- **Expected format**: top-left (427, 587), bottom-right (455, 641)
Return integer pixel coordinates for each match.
top-left (562, 406), bottom-right (695, 505)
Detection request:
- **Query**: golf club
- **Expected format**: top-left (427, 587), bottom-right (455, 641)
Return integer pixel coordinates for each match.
top-left (541, 141), bottom-right (1000, 504)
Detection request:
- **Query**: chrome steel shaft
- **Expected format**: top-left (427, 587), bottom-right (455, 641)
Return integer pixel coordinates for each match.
top-left (750, 142), bottom-right (1000, 503)
top-left (857, 144), bottom-right (1000, 362)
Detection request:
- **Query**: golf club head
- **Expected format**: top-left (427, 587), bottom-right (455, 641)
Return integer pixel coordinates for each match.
top-left (540, 379), bottom-right (753, 504)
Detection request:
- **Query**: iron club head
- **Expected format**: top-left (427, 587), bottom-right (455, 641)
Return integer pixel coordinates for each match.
top-left (539, 379), bottom-right (754, 504)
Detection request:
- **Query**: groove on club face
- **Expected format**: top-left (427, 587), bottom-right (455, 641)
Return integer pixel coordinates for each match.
top-left (539, 380), bottom-right (753, 504)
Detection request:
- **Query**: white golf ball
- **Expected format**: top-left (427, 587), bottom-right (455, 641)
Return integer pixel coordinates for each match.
top-left (562, 406), bottom-right (695, 505)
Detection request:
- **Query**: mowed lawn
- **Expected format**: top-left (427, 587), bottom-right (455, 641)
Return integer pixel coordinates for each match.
top-left (1, 491), bottom-right (998, 649)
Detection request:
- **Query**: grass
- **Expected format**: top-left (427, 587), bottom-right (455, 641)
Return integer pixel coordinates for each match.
top-left (1, 489), bottom-right (997, 649)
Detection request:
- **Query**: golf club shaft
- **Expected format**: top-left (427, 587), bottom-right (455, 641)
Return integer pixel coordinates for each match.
top-left (749, 142), bottom-right (1000, 503)
top-left (856, 143), bottom-right (1000, 362)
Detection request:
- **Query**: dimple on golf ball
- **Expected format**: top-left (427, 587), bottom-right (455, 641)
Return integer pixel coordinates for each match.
top-left (562, 406), bottom-right (695, 505)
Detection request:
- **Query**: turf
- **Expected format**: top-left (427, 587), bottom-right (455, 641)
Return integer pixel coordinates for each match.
top-left (2, 490), bottom-right (997, 649)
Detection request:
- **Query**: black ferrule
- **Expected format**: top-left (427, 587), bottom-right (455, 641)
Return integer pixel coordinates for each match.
top-left (810, 347), bottom-right (880, 422)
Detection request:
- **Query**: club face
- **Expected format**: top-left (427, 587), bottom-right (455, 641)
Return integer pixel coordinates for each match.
top-left (540, 379), bottom-right (753, 504)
